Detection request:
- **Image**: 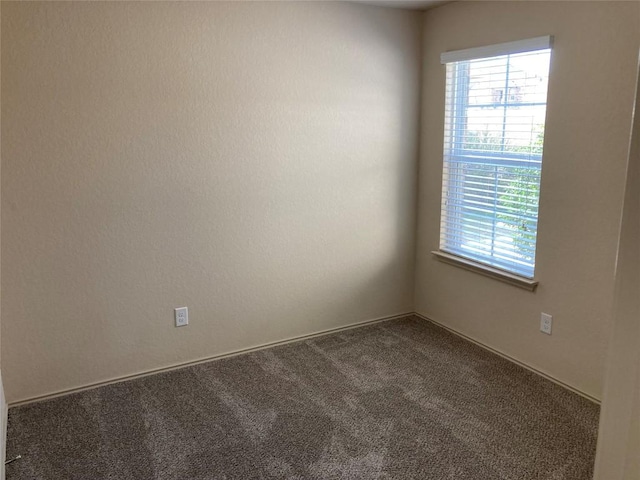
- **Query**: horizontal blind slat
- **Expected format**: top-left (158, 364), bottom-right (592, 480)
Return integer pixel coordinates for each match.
top-left (440, 210), bottom-right (538, 232)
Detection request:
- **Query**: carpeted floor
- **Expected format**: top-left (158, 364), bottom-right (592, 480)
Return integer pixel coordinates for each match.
top-left (6, 316), bottom-right (600, 479)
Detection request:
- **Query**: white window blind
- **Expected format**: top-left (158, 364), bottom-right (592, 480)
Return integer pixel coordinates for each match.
top-left (439, 38), bottom-right (552, 279)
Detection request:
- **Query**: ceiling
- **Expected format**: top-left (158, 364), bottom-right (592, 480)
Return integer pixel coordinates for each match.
top-left (353, 0), bottom-right (451, 10)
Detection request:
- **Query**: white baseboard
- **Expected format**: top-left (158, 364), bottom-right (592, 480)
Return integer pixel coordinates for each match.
top-left (10, 312), bottom-right (413, 408)
top-left (9, 311), bottom-right (599, 409)
top-left (414, 312), bottom-right (600, 405)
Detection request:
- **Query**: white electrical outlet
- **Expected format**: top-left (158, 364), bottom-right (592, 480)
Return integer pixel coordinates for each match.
top-left (175, 307), bottom-right (188, 327)
top-left (540, 312), bottom-right (552, 335)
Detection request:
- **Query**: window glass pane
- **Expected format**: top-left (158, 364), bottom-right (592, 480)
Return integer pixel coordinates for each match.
top-left (440, 47), bottom-right (551, 278)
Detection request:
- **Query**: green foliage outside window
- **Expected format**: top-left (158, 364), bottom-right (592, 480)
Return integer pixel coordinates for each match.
top-left (460, 126), bottom-right (545, 261)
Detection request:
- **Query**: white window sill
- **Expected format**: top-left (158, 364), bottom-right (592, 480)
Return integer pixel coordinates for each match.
top-left (431, 251), bottom-right (539, 292)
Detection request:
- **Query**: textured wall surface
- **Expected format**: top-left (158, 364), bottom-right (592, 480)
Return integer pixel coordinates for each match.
top-left (1, 2), bottom-right (422, 403)
top-left (415, 1), bottom-right (640, 399)
top-left (1, 4), bottom-right (7, 476)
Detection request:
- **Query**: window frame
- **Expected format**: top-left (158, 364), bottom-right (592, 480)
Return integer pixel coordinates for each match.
top-left (434, 36), bottom-right (553, 288)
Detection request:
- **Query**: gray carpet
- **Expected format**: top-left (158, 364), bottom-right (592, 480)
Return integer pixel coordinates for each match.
top-left (6, 316), bottom-right (599, 479)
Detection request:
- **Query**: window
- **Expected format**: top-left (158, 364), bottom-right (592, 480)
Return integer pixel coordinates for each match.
top-left (438, 37), bottom-right (552, 279)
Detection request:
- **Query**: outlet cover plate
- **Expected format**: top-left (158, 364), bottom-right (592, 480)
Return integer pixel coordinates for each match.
top-left (540, 313), bottom-right (552, 335)
top-left (175, 307), bottom-right (188, 327)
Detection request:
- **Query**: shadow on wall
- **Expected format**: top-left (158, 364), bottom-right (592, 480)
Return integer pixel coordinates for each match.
top-left (1, 1), bottom-right (422, 403)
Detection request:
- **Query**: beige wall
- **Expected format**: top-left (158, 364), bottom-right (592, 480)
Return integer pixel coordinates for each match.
top-left (594, 54), bottom-right (640, 480)
top-left (3, 0), bottom-right (637, 410)
top-left (416, 1), bottom-right (640, 399)
top-left (1, 1), bottom-right (422, 403)
top-left (0, 3), bottom-right (5, 477)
